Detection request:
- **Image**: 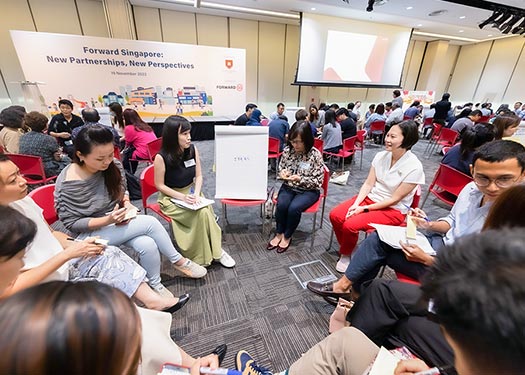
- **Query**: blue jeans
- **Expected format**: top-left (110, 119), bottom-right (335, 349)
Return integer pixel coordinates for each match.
top-left (77, 215), bottom-right (182, 287)
top-left (344, 231), bottom-right (444, 291)
top-left (275, 184), bottom-right (320, 239)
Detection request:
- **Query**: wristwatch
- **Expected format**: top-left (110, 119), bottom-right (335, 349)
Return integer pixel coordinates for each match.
top-left (363, 207), bottom-right (369, 213)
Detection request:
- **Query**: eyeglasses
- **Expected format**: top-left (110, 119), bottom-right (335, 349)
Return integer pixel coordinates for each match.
top-left (472, 174), bottom-right (519, 188)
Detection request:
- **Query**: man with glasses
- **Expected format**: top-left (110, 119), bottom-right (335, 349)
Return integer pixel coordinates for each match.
top-left (308, 140), bottom-right (525, 298)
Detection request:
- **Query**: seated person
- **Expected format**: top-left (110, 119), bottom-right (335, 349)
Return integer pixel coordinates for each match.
top-left (0, 154), bottom-right (188, 313)
top-left (154, 116), bottom-right (235, 268)
top-left (236, 229), bottom-right (525, 375)
top-left (308, 104), bottom-right (322, 129)
top-left (19, 111), bottom-right (71, 178)
top-left (347, 182), bottom-right (525, 370)
top-left (246, 108), bottom-right (263, 126)
top-left (364, 103), bottom-right (387, 134)
top-left (404, 100), bottom-right (421, 120)
top-left (267, 121), bottom-right (324, 253)
top-left (54, 125), bottom-right (207, 294)
top-left (311, 140), bottom-right (525, 295)
top-left (385, 102), bottom-right (404, 130)
top-left (450, 109), bottom-right (482, 135)
top-left (0, 106), bottom-right (26, 153)
top-left (336, 108), bottom-right (357, 140)
top-left (441, 123), bottom-right (494, 175)
top-left (329, 121), bottom-right (424, 272)
top-left (269, 102), bottom-right (285, 121)
top-left (121, 108), bottom-right (157, 173)
top-left (47, 99), bottom-right (84, 157)
top-left (71, 108), bottom-right (120, 146)
top-left (235, 103), bottom-right (257, 125)
top-left (321, 109), bottom-right (342, 153)
top-left (295, 108), bottom-right (316, 137)
top-left (493, 113), bottom-right (521, 140)
top-left (268, 114), bottom-right (290, 152)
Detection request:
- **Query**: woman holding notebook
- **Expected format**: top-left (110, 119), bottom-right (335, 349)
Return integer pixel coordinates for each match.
top-left (154, 115), bottom-right (235, 268)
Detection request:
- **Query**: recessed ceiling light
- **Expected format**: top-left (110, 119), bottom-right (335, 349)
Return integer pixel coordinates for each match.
top-left (406, 6), bottom-right (413, 10)
top-left (459, 16), bottom-right (466, 19)
top-left (459, 30), bottom-right (464, 33)
top-left (311, 7), bottom-right (316, 10)
top-left (488, 34), bottom-right (493, 37)
top-left (417, 24), bottom-right (423, 27)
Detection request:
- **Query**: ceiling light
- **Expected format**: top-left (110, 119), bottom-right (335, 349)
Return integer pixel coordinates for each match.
top-left (311, 7), bottom-right (316, 11)
top-left (417, 24), bottom-right (423, 27)
top-left (459, 16), bottom-right (466, 19)
top-left (479, 10), bottom-right (503, 29)
top-left (459, 30), bottom-right (464, 32)
top-left (488, 34), bottom-right (493, 36)
top-left (406, 6), bottom-right (413, 10)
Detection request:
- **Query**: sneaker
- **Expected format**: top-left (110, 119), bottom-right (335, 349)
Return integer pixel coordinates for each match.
top-left (174, 259), bottom-right (207, 278)
top-left (336, 255), bottom-right (351, 273)
top-left (152, 283), bottom-right (175, 298)
top-left (236, 350), bottom-right (273, 375)
top-left (218, 249), bottom-right (236, 268)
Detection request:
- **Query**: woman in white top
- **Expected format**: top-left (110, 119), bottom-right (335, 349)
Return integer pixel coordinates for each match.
top-left (329, 121), bottom-right (425, 272)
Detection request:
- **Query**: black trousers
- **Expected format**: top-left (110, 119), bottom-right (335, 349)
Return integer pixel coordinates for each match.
top-left (348, 279), bottom-right (454, 368)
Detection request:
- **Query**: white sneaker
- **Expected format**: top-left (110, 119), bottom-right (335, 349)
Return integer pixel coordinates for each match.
top-left (336, 256), bottom-right (351, 273)
top-left (174, 259), bottom-right (207, 278)
top-left (218, 249), bottom-right (236, 268)
top-left (152, 283), bottom-right (174, 298)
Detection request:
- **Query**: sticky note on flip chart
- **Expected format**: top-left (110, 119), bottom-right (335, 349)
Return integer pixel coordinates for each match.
top-left (406, 216), bottom-right (417, 240)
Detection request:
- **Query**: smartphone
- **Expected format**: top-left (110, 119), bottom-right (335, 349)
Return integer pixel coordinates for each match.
top-left (159, 363), bottom-right (190, 374)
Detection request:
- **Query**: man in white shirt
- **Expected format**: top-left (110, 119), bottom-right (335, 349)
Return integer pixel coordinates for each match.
top-left (386, 102), bottom-right (404, 128)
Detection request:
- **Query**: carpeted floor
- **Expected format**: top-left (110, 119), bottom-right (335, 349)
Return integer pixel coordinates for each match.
top-left (139, 131), bottom-right (450, 372)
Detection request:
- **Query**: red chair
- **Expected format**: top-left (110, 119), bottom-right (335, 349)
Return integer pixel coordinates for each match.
top-left (113, 146), bottom-right (121, 160)
top-left (421, 163), bottom-right (473, 208)
top-left (395, 272), bottom-right (420, 285)
top-left (313, 138), bottom-right (324, 154)
top-left (221, 198), bottom-right (267, 232)
top-left (427, 128), bottom-right (458, 156)
top-left (6, 154), bottom-right (56, 185)
top-left (368, 121), bottom-right (386, 145)
top-left (355, 130), bottom-right (366, 170)
top-left (423, 117), bottom-right (434, 126)
top-left (322, 136), bottom-right (357, 171)
top-left (139, 165), bottom-right (172, 224)
top-left (147, 137), bottom-right (163, 162)
top-left (424, 123), bottom-right (443, 154)
top-left (268, 137), bottom-right (283, 177)
top-left (28, 184), bottom-right (58, 225)
top-left (478, 115), bottom-right (490, 123)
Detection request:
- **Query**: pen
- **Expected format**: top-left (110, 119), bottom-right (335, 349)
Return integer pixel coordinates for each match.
top-left (199, 367), bottom-right (241, 375)
top-left (414, 365), bottom-right (456, 375)
top-left (403, 204), bottom-right (430, 222)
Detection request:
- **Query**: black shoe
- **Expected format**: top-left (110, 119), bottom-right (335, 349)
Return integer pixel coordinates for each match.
top-left (162, 293), bottom-right (190, 314)
top-left (212, 344), bottom-right (228, 366)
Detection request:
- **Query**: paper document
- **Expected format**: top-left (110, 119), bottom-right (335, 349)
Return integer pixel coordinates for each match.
top-left (170, 197), bottom-right (215, 211)
top-left (367, 347), bottom-right (400, 375)
top-left (124, 206), bottom-right (138, 221)
top-left (370, 224), bottom-right (436, 255)
top-left (406, 216), bottom-right (417, 240)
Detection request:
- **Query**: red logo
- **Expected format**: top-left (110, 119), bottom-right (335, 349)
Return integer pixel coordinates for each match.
top-left (225, 59), bottom-right (233, 69)
top-left (236, 84), bottom-right (243, 91)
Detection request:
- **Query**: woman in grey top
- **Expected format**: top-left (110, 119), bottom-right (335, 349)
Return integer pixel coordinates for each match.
top-left (54, 125), bottom-right (207, 296)
top-left (322, 109), bottom-right (342, 153)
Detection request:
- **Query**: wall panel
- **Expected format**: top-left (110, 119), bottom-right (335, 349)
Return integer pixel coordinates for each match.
top-left (447, 41), bottom-right (492, 104)
top-left (474, 37), bottom-right (525, 103)
top-left (229, 18), bottom-right (258, 103)
top-left (257, 22), bottom-right (285, 114)
top-left (29, 0), bottom-right (82, 34)
top-left (503, 42), bottom-right (525, 103)
top-left (160, 9), bottom-right (197, 45)
top-left (133, 5), bottom-right (162, 42)
top-left (282, 24), bottom-right (299, 105)
top-left (196, 14), bottom-right (228, 47)
top-left (77, 0), bottom-right (109, 37)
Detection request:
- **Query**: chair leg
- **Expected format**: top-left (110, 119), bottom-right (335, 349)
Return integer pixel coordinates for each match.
top-left (420, 190), bottom-right (430, 209)
top-left (310, 212), bottom-right (317, 250)
top-left (327, 228), bottom-right (334, 251)
top-left (359, 149), bottom-right (363, 170)
top-left (320, 198), bottom-right (326, 229)
top-left (222, 203), bottom-right (228, 226)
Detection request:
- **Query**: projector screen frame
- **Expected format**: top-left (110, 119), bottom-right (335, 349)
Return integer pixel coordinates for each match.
top-left (293, 12), bottom-right (413, 89)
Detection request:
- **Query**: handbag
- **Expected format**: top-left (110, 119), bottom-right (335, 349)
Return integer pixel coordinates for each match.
top-left (329, 170), bottom-right (350, 185)
top-left (329, 298), bottom-right (354, 333)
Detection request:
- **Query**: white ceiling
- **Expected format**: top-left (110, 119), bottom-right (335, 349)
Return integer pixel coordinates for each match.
top-left (131, 0), bottom-right (525, 44)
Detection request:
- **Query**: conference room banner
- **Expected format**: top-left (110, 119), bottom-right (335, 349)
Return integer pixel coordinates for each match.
top-left (10, 30), bottom-right (246, 117)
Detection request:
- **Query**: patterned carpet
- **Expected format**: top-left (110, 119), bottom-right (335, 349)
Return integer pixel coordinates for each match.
top-left (138, 131), bottom-right (450, 372)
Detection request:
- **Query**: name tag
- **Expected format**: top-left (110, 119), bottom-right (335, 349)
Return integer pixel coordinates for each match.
top-left (64, 140), bottom-right (73, 146)
top-left (298, 161), bottom-right (310, 171)
top-left (184, 159), bottom-right (196, 168)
